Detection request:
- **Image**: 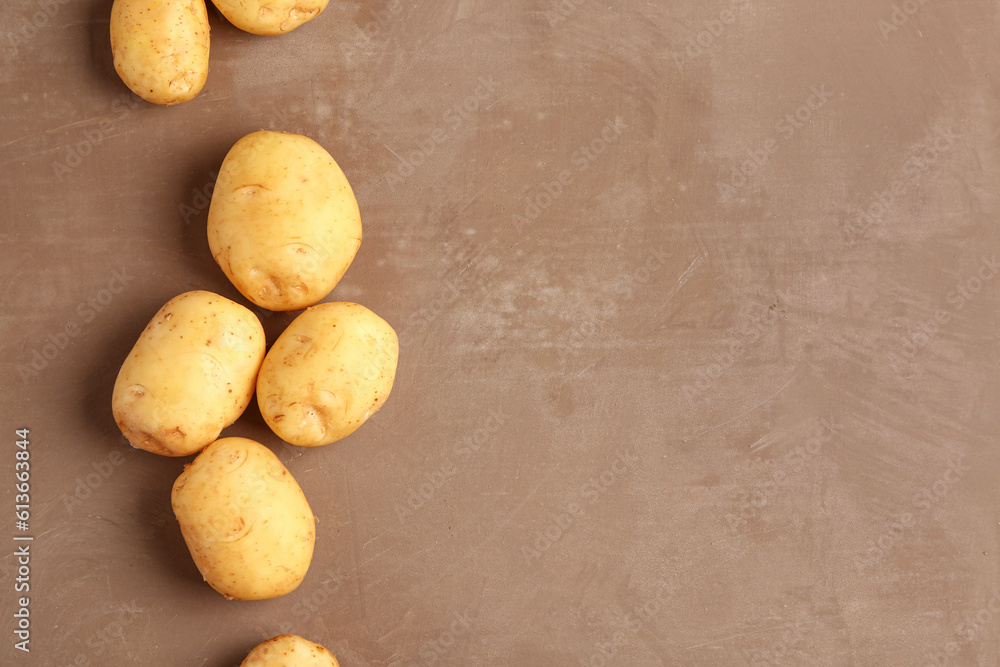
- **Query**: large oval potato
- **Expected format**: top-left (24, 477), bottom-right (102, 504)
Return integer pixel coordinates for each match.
top-left (210, 0), bottom-right (329, 35)
top-left (110, 0), bottom-right (210, 106)
top-left (241, 634), bottom-right (339, 667)
top-left (257, 302), bottom-right (398, 447)
top-left (208, 131), bottom-right (362, 312)
top-left (113, 291), bottom-right (265, 457)
top-left (172, 437), bottom-right (315, 600)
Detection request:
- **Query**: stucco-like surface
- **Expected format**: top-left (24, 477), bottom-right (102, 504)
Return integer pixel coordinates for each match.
top-left (2, 0), bottom-right (999, 664)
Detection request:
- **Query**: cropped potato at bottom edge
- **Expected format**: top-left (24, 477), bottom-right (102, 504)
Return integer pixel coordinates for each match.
top-left (241, 634), bottom-right (339, 666)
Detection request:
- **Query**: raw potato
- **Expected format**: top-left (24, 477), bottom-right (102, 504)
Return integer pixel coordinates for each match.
top-left (172, 437), bottom-right (315, 600)
top-left (208, 131), bottom-right (362, 311)
top-left (110, 0), bottom-right (210, 106)
top-left (241, 634), bottom-right (339, 667)
top-left (257, 302), bottom-right (398, 447)
top-left (210, 0), bottom-right (329, 35)
top-left (113, 291), bottom-right (265, 457)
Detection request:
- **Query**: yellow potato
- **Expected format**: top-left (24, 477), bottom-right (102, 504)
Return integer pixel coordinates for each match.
top-left (257, 302), bottom-right (398, 447)
top-left (110, 0), bottom-right (210, 106)
top-left (208, 131), bottom-right (362, 311)
top-left (171, 437), bottom-right (315, 600)
top-left (241, 634), bottom-right (339, 666)
top-left (210, 0), bottom-right (329, 35)
top-left (112, 291), bottom-right (265, 457)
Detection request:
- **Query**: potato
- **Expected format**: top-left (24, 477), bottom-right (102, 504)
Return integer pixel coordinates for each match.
top-left (208, 131), bottom-right (362, 312)
top-left (257, 302), bottom-right (398, 447)
top-left (210, 0), bottom-right (329, 35)
top-left (171, 437), bottom-right (315, 600)
top-left (110, 0), bottom-right (210, 106)
top-left (241, 634), bottom-right (339, 667)
top-left (112, 291), bottom-right (265, 457)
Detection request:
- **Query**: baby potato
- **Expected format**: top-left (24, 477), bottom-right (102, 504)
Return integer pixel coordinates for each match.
top-left (257, 302), bottom-right (398, 447)
top-left (210, 0), bottom-right (329, 35)
top-left (112, 291), bottom-right (265, 457)
top-left (172, 437), bottom-right (315, 600)
top-left (207, 131), bottom-right (362, 312)
top-left (241, 634), bottom-right (339, 667)
top-left (110, 0), bottom-right (210, 106)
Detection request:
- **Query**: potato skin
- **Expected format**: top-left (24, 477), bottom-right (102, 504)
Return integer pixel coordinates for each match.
top-left (208, 131), bottom-right (362, 312)
top-left (210, 0), bottom-right (329, 35)
top-left (112, 291), bottom-right (265, 457)
top-left (110, 0), bottom-right (210, 106)
top-left (241, 634), bottom-right (339, 667)
top-left (257, 302), bottom-right (398, 447)
top-left (171, 437), bottom-right (315, 600)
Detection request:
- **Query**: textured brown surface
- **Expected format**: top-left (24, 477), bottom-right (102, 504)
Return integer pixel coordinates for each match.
top-left (2, 0), bottom-right (1000, 665)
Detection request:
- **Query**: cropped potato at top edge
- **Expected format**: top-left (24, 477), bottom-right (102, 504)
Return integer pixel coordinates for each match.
top-left (210, 0), bottom-right (330, 35)
top-left (207, 131), bottom-right (362, 312)
top-left (112, 290), bottom-right (265, 457)
top-left (241, 634), bottom-right (339, 666)
top-left (257, 302), bottom-right (398, 447)
top-left (110, 0), bottom-right (210, 106)
top-left (171, 437), bottom-right (315, 600)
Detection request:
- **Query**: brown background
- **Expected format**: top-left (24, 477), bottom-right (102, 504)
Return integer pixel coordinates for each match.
top-left (2, 0), bottom-right (1000, 665)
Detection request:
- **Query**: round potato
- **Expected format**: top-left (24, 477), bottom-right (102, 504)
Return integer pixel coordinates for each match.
top-left (208, 131), bottom-right (362, 311)
top-left (241, 634), bottom-right (339, 666)
top-left (112, 291), bottom-right (265, 457)
top-left (110, 0), bottom-right (210, 106)
top-left (210, 0), bottom-right (329, 35)
top-left (257, 302), bottom-right (398, 447)
top-left (172, 437), bottom-right (315, 600)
